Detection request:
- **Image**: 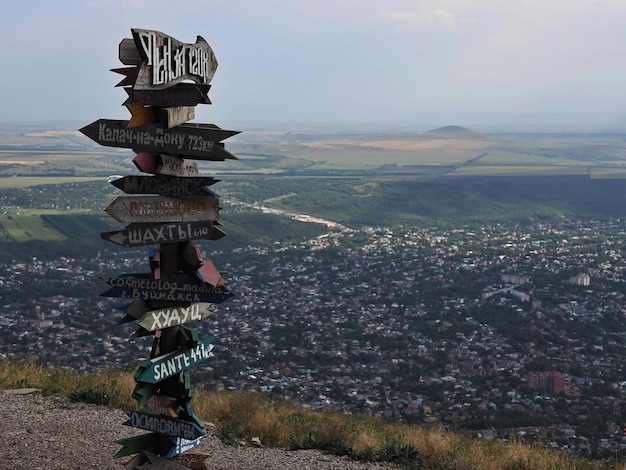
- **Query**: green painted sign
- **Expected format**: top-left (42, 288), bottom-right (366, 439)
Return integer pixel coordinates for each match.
top-left (135, 338), bottom-right (214, 384)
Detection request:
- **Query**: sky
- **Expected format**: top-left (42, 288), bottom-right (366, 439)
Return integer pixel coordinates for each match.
top-left (2, 0), bottom-right (626, 129)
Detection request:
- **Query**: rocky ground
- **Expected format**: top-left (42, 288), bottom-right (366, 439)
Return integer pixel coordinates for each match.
top-left (0, 390), bottom-right (399, 469)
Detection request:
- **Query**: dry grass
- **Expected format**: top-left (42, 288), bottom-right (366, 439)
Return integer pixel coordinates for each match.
top-left (1, 359), bottom-right (625, 469)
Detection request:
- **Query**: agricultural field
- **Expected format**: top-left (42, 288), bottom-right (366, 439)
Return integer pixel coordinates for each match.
top-left (1, 123), bottom-right (626, 256)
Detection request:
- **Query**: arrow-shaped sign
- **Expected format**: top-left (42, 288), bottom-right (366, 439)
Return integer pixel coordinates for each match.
top-left (133, 153), bottom-right (199, 177)
top-left (136, 302), bottom-right (212, 332)
top-left (134, 337), bottom-right (214, 384)
top-left (110, 174), bottom-right (218, 196)
top-left (123, 409), bottom-right (205, 440)
top-left (101, 221), bottom-right (225, 247)
top-left (100, 275), bottom-right (234, 303)
top-left (123, 83), bottom-right (211, 107)
top-left (104, 195), bottom-right (219, 224)
top-left (111, 66), bottom-right (139, 87)
top-left (79, 119), bottom-right (239, 160)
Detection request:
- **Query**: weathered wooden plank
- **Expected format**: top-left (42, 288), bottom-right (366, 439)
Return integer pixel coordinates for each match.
top-left (136, 302), bottom-right (212, 331)
top-left (100, 275), bottom-right (234, 303)
top-left (119, 37), bottom-right (143, 65)
top-left (79, 119), bottom-right (239, 160)
top-left (127, 451), bottom-right (192, 470)
top-left (110, 175), bottom-right (218, 196)
top-left (134, 338), bottom-right (214, 384)
top-left (101, 221), bottom-right (224, 248)
top-left (127, 104), bottom-right (195, 129)
top-left (144, 394), bottom-right (178, 418)
top-left (129, 29), bottom-right (218, 90)
top-left (127, 103), bottom-right (157, 128)
top-left (171, 452), bottom-right (209, 470)
top-left (124, 84), bottom-right (211, 107)
top-left (104, 195), bottom-right (219, 224)
top-left (123, 409), bottom-right (205, 440)
top-left (133, 153), bottom-right (199, 177)
top-left (162, 106), bottom-right (195, 129)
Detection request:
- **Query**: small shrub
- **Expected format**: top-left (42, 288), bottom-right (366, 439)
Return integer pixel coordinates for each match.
top-left (69, 385), bottom-right (115, 406)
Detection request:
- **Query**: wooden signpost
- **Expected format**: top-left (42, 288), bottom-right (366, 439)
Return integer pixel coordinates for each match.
top-left (104, 195), bottom-right (220, 224)
top-left (136, 303), bottom-right (213, 331)
top-left (82, 28), bottom-right (240, 468)
top-left (79, 119), bottom-right (239, 160)
top-left (100, 221), bottom-right (225, 248)
top-left (110, 175), bottom-right (218, 196)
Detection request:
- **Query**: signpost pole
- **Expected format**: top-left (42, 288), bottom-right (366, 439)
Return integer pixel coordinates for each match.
top-left (82, 28), bottom-right (240, 469)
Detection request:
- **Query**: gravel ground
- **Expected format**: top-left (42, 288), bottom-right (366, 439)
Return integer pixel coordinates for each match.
top-left (1, 390), bottom-right (400, 469)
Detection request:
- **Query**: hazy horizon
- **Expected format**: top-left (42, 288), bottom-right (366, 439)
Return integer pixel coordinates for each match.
top-left (2, 1), bottom-right (626, 132)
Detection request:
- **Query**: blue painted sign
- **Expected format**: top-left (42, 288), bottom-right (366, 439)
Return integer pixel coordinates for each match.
top-left (123, 409), bottom-right (205, 440)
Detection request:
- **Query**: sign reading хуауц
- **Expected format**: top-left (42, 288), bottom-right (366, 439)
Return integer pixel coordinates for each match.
top-left (81, 28), bottom-right (240, 468)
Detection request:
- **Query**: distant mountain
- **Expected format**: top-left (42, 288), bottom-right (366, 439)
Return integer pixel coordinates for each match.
top-left (422, 125), bottom-right (487, 140)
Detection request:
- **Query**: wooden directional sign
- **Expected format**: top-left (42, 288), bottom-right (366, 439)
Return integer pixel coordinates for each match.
top-left (100, 275), bottom-right (234, 303)
top-left (137, 302), bottom-right (212, 331)
top-left (165, 436), bottom-right (204, 459)
top-left (110, 174), bottom-right (218, 196)
top-left (104, 195), bottom-right (219, 224)
top-left (134, 337), bottom-right (214, 384)
top-left (101, 221), bottom-right (225, 247)
top-left (125, 28), bottom-right (218, 90)
top-left (133, 153), bottom-right (199, 177)
top-left (123, 83), bottom-right (211, 107)
top-left (123, 409), bottom-right (205, 440)
top-left (171, 452), bottom-right (209, 470)
top-left (79, 119), bottom-right (239, 160)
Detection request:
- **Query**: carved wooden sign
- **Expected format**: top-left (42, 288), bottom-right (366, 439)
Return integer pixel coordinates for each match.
top-left (120, 28), bottom-right (218, 90)
top-left (104, 195), bottom-right (219, 224)
top-left (79, 119), bottom-right (239, 160)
